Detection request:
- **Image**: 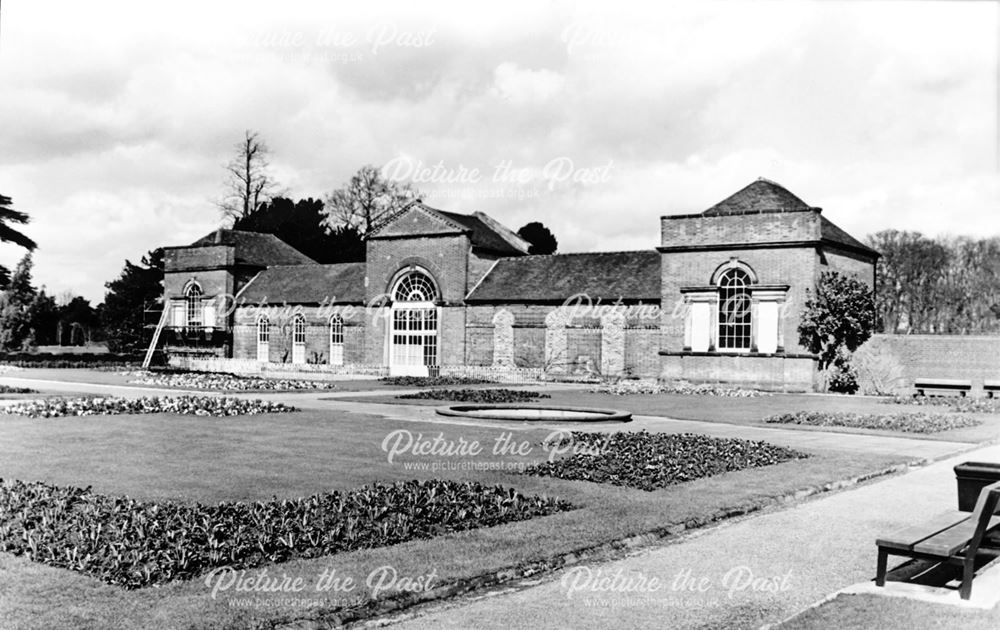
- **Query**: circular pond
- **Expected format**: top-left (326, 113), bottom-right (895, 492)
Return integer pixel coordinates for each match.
top-left (435, 404), bottom-right (632, 423)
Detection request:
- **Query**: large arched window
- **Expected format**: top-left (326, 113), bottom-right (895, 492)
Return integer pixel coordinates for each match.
top-left (393, 271), bottom-right (437, 302)
top-left (185, 284), bottom-right (203, 327)
top-left (718, 268), bottom-right (752, 350)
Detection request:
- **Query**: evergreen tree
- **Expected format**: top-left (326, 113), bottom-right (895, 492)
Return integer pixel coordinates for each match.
top-left (101, 249), bottom-right (164, 353)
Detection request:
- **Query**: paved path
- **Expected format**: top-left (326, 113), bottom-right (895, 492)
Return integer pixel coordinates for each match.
top-left (387, 443), bottom-right (1000, 630)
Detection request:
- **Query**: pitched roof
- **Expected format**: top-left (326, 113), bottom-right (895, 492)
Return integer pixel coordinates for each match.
top-left (702, 178), bottom-right (815, 216)
top-left (436, 209), bottom-right (529, 255)
top-left (467, 251), bottom-right (661, 302)
top-left (820, 215), bottom-right (878, 256)
top-left (237, 263), bottom-right (366, 304)
top-left (190, 229), bottom-right (315, 266)
top-left (373, 202), bottom-right (528, 256)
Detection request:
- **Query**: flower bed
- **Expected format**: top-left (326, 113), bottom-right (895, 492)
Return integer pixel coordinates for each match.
top-left (1, 396), bottom-right (297, 418)
top-left (592, 379), bottom-right (769, 397)
top-left (0, 478), bottom-right (572, 589)
top-left (882, 395), bottom-right (1000, 414)
top-left (0, 384), bottom-right (37, 394)
top-left (381, 375), bottom-right (493, 387)
top-left (524, 431), bottom-right (806, 491)
top-left (398, 388), bottom-right (551, 403)
top-left (764, 410), bottom-right (980, 433)
top-left (125, 370), bottom-right (337, 391)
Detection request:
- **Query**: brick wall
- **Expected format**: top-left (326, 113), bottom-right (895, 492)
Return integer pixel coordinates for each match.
top-left (567, 328), bottom-right (601, 372)
top-left (660, 246), bottom-right (817, 354)
top-left (822, 247), bottom-right (875, 287)
top-left (625, 327), bottom-right (660, 377)
top-left (661, 210), bottom-right (818, 248)
top-left (514, 327), bottom-right (545, 368)
top-left (366, 235), bottom-right (470, 304)
top-left (864, 334), bottom-right (1000, 394)
top-left (660, 353), bottom-right (816, 391)
top-left (231, 305), bottom-right (365, 365)
top-left (164, 269), bottom-right (233, 301)
top-left (164, 245), bottom-right (234, 273)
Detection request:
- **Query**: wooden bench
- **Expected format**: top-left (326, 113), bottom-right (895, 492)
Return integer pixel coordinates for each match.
top-left (876, 480), bottom-right (1000, 599)
top-left (914, 378), bottom-right (972, 397)
top-left (984, 380), bottom-right (1000, 399)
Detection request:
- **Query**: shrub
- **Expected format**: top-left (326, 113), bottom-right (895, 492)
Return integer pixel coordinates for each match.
top-left (0, 352), bottom-right (142, 369)
top-left (591, 379), bottom-right (769, 398)
top-left (0, 384), bottom-right (36, 394)
top-left (381, 375), bottom-right (493, 387)
top-left (398, 389), bottom-right (551, 403)
top-left (824, 350), bottom-right (859, 394)
top-left (0, 478), bottom-right (573, 589)
top-left (764, 410), bottom-right (980, 433)
top-left (853, 339), bottom-right (907, 396)
top-left (524, 431), bottom-right (806, 491)
top-left (126, 370), bottom-right (337, 391)
top-left (1, 396), bottom-right (297, 418)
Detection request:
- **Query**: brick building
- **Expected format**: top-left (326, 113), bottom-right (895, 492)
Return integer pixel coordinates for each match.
top-left (159, 179), bottom-right (878, 390)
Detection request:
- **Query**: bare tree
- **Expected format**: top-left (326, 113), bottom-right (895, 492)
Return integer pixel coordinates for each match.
top-left (217, 130), bottom-right (279, 224)
top-left (324, 165), bottom-right (419, 238)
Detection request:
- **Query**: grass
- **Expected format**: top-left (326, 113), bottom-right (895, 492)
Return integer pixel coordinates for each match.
top-left (0, 407), bottom-right (908, 629)
top-left (779, 593), bottom-right (1000, 630)
top-left (341, 390), bottom-right (1000, 443)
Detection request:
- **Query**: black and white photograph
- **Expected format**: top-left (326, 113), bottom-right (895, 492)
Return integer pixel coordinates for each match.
top-left (0, 1), bottom-right (999, 628)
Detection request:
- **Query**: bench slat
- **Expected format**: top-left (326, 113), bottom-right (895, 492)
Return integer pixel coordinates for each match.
top-left (876, 511), bottom-right (972, 551)
top-left (913, 516), bottom-right (1000, 557)
top-left (914, 378), bottom-right (972, 388)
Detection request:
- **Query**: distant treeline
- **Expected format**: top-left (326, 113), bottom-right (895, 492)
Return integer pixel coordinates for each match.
top-left (867, 230), bottom-right (1000, 334)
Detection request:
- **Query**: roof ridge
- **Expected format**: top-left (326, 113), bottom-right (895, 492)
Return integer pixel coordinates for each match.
top-left (504, 249), bottom-right (658, 259)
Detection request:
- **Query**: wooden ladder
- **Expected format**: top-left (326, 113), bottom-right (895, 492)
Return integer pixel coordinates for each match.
top-left (142, 307), bottom-right (169, 369)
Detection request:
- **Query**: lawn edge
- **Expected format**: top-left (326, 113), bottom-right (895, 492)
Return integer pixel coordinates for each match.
top-left (272, 455), bottom-right (953, 630)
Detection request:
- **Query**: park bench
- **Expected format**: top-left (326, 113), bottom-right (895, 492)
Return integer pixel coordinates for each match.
top-left (984, 380), bottom-right (1000, 399)
top-left (876, 480), bottom-right (1000, 599)
top-left (913, 378), bottom-right (972, 397)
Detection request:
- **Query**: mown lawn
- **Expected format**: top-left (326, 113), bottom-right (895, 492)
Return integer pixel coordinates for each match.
top-left (779, 593), bottom-right (1000, 630)
top-left (0, 408), bottom-right (910, 629)
top-left (340, 389), bottom-right (1000, 443)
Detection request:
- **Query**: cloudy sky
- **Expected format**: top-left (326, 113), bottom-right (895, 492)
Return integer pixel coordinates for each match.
top-left (0, 0), bottom-right (996, 302)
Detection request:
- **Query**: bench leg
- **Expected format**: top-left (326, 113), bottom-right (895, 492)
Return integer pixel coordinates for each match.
top-left (876, 548), bottom-right (888, 587)
top-left (960, 559), bottom-right (974, 600)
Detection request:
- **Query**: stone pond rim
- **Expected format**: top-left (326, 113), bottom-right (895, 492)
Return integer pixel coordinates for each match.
top-left (435, 404), bottom-right (633, 423)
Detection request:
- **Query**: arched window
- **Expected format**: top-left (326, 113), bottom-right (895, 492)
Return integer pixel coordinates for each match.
top-left (292, 314), bottom-right (306, 344)
top-left (329, 315), bottom-right (344, 366)
top-left (291, 313), bottom-right (306, 364)
top-left (393, 271), bottom-right (437, 302)
top-left (185, 284), bottom-right (203, 327)
top-left (256, 316), bottom-right (269, 362)
top-left (718, 268), bottom-right (752, 350)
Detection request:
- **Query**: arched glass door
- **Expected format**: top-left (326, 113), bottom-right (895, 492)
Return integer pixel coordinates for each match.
top-left (388, 270), bottom-right (439, 376)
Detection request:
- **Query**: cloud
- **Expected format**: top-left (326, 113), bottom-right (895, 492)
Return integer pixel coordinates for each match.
top-left (0, 0), bottom-right (996, 301)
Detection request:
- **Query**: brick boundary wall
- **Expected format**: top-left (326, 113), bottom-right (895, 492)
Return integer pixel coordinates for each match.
top-left (865, 334), bottom-right (1000, 395)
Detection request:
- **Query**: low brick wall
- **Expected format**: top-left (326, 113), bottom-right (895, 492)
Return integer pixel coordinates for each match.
top-left (864, 334), bottom-right (1000, 395)
top-left (658, 352), bottom-right (817, 392)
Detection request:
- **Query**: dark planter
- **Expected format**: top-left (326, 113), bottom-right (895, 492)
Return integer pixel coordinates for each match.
top-left (954, 461), bottom-right (1000, 512)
